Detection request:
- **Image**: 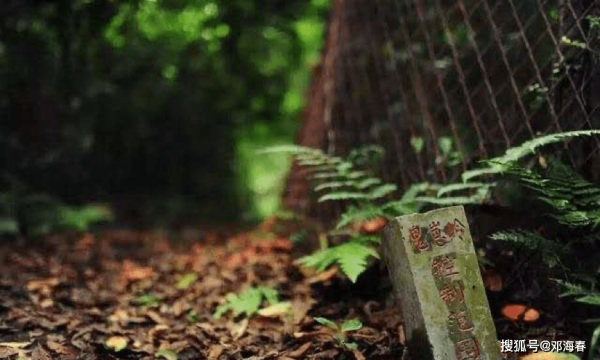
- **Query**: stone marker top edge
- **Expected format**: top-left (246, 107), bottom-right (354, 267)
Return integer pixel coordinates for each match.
top-left (392, 205), bottom-right (466, 221)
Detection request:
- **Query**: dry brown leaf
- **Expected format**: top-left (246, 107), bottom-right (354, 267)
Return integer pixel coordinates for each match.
top-left (482, 269), bottom-right (503, 291)
top-left (285, 342), bottom-right (312, 358)
top-left (231, 318), bottom-right (249, 340)
top-left (26, 278), bottom-right (60, 293)
top-left (121, 260), bottom-right (154, 282)
top-left (258, 302), bottom-right (292, 318)
top-left (307, 267), bottom-right (338, 284)
top-left (0, 347), bottom-right (20, 358)
top-left (352, 349), bottom-right (366, 360)
top-left (207, 345), bottom-right (223, 360)
top-left (75, 233), bottom-right (96, 250)
top-left (291, 297), bottom-right (317, 325)
top-left (0, 342), bottom-right (31, 349)
top-left (31, 345), bottom-right (51, 360)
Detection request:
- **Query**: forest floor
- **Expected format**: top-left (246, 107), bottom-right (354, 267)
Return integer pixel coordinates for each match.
top-left (0, 218), bottom-right (590, 360)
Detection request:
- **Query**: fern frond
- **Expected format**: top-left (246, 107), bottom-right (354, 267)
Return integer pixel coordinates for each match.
top-left (461, 167), bottom-right (506, 182)
top-left (555, 279), bottom-right (600, 306)
top-left (318, 192), bottom-right (368, 202)
top-left (315, 181), bottom-right (357, 191)
top-left (488, 130), bottom-right (600, 165)
top-left (462, 130), bottom-right (600, 182)
top-left (347, 171), bottom-right (368, 179)
top-left (368, 184), bottom-right (397, 199)
top-left (298, 241), bottom-right (379, 282)
top-left (357, 178), bottom-right (382, 189)
top-left (352, 234), bottom-right (382, 244)
top-left (311, 172), bottom-right (341, 179)
top-left (382, 199), bottom-right (421, 216)
top-left (414, 194), bottom-right (486, 206)
top-left (336, 204), bottom-right (385, 229)
top-left (490, 230), bottom-right (568, 268)
top-left (437, 182), bottom-right (495, 197)
top-left (506, 161), bottom-right (600, 228)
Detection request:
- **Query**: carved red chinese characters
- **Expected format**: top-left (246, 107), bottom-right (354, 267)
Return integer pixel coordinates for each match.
top-left (409, 225), bottom-right (430, 252)
top-left (449, 310), bottom-right (475, 333)
top-left (430, 221), bottom-right (450, 246)
top-left (455, 337), bottom-right (481, 360)
top-left (439, 282), bottom-right (465, 305)
top-left (431, 254), bottom-right (459, 280)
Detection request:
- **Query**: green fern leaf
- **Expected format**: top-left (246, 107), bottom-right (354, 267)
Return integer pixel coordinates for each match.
top-left (213, 286), bottom-right (280, 319)
top-left (318, 192), bottom-right (368, 202)
top-left (437, 182), bottom-right (495, 197)
top-left (490, 230), bottom-right (567, 268)
top-left (462, 130), bottom-right (600, 182)
top-left (314, 181), bottom-right (356, 191)
top-left (298, 241), bottom-right (379, 282)
top-left (336, 204), bottom-right (385, 229)
top-left (347, 171), bottom-right (368, 179)
top-left (336, 242), bottom-right (379, 282)
top-left (489, 130), bottom-right (600, 165)
top-left (312, 172), bottom-right (341, 179)
top-left (368, 184), bottom-right (397, 199)
top-left (357, 178), bottom-right (382, 189)
top-left (461, 167), bottom-right (506, 182)
top-left (414, 195), bottom-right (485, 206)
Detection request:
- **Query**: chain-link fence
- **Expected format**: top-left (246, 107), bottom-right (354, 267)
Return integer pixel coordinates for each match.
top-left (284, 0), bottom-right (600, 215)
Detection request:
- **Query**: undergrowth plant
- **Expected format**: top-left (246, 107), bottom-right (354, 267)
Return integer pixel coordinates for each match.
top-left (314, 317), bottom-right (363, 351)
top-left (264, 130), bottom-right (600, 284)
top-left (262, 145), bottom-right (430, 282)
top-left (213, 286), bottom-right (283, 319)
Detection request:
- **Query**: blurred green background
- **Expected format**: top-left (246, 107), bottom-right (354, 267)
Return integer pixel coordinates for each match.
top-left (0, 0), bottom-right (330, 229)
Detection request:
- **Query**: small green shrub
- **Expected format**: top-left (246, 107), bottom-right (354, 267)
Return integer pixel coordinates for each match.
top-left (314, 317), bottom-right (363, 351)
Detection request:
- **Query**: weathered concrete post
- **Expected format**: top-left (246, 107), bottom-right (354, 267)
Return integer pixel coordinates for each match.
top-left (382, 206), bottom-right (501, 360)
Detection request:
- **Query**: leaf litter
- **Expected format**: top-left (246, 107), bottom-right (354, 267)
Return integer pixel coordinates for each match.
top-left (0, 224), bottom-right (404, 359)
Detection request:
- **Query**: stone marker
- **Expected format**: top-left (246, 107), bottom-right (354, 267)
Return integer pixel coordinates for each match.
top-left (382, 206), bottom-right (501, 360)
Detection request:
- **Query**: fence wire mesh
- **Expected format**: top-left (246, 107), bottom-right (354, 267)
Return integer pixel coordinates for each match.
top-left (284, 0), bottom-right (600, 216)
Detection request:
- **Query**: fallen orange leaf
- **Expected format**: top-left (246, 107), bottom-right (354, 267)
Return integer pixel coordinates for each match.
top-left (501, 304), bottom-right (540, 323)
top-left (523, 308), bottom-right (540, 322)
top-left (360, 218), bottom-right (388, 234)
top-left (501, 304), bottom-right (527, 321)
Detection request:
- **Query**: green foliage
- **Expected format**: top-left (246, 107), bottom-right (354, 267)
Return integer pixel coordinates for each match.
top-left (504, 161), bottom-right (600, 228)
top-left (0, 190), bottom-right (113, 237)
top-left (155, 349), bottom-right (178, 360)
top-left (462, 130), bottom-right (600, 182)
top-left (298, 240), bottom-right (380, 283)
top-left (0, 0), bottom-right (331, 223)
top-left (269, 131), bottom-right (600, 282)
top-left (175, 273), bottom-right (198, 290)
top-left (213, 286), bottom-right (280, 319)
top-left (556, 280), bottom-right (600, 360)
top-left (263, 145), bottom-right (401, 281)
top-left (314, 317), bottom-right (363, 351)
top-left (335, 204), bottom-right (385, 230)
top-left (134, 294), bottom-right (161, 307)
top-left (490, 230), bottom-right (568, 268)
top-left (314, 317), bottom-right (339, 330)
